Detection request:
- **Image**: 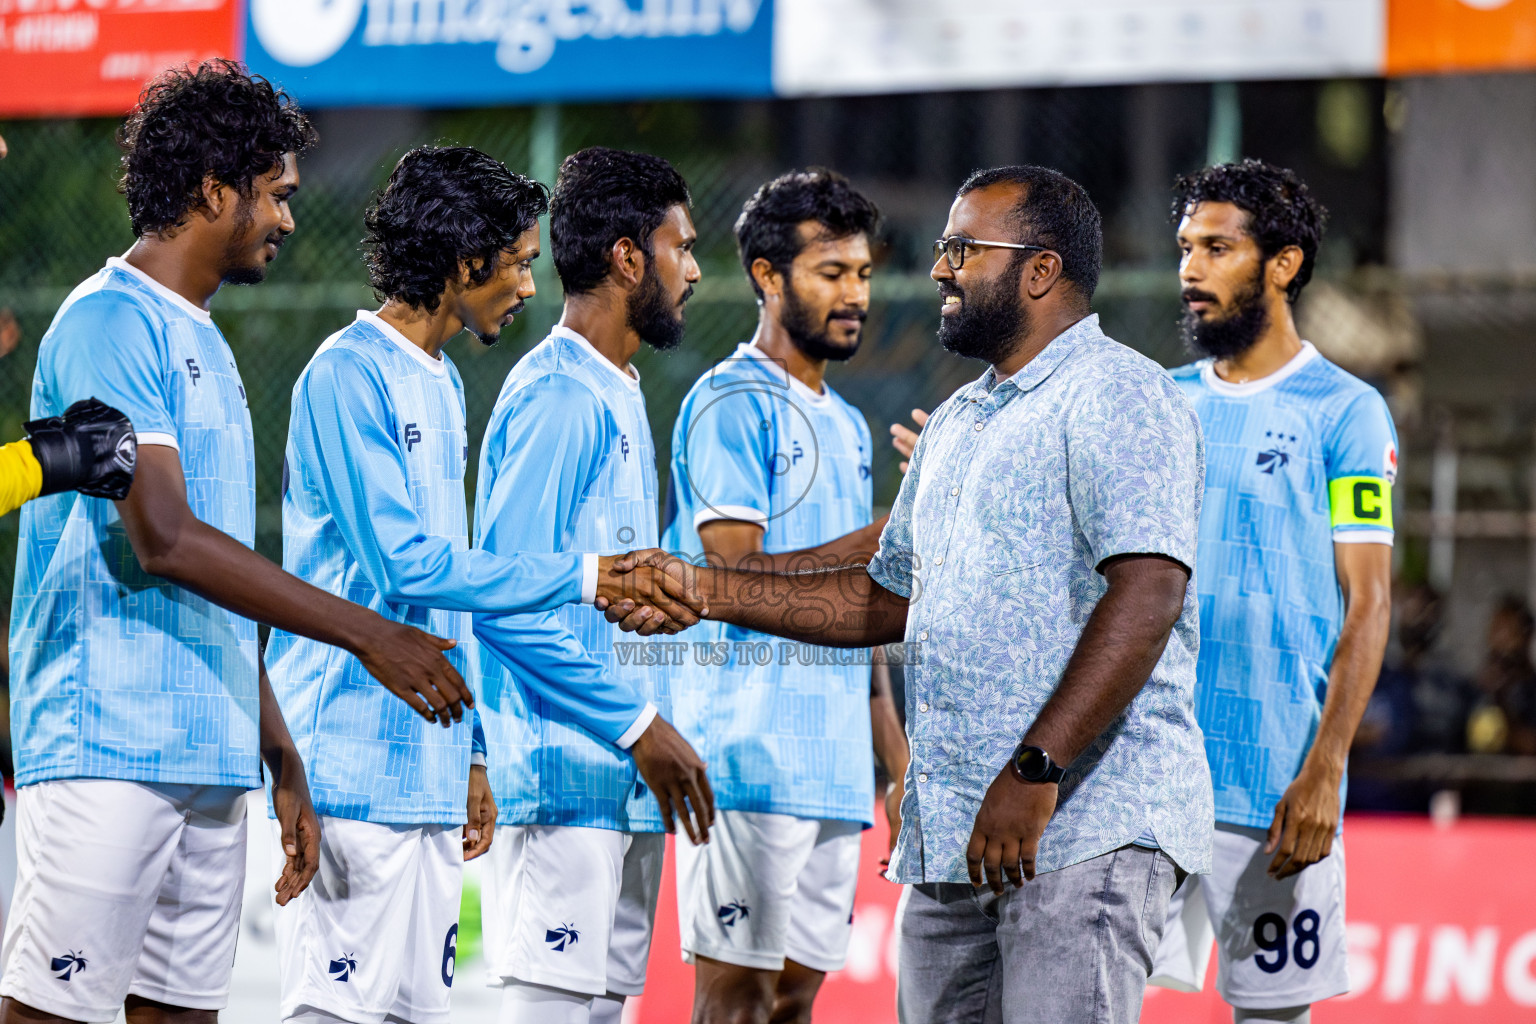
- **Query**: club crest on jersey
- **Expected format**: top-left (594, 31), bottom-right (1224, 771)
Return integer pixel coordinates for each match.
top-left (1384, 443), bottom-right (1398, 485)
top-left (1256, 430), bottom-right (1297, 475)
top-left (718, 900), bottom-right (750, 927)
top-left (545, 924), bottom-right (579, 951)
top-left (328, 954), bottom-right (357, 982)
top-left (50, 951), bottom-right (87, 981)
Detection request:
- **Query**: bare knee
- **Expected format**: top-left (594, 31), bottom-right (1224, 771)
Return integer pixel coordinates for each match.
top-left (1233, 1006), bottom-right (1311, 1024)
top-left (123, 995), bottom-right (218, 1024)
top-left (767, 959), bottom-right (825, 1024)
top-left (692, 956), bottom-right (778, 1024)
top-left (0, 997), bottom-right (87, 1024)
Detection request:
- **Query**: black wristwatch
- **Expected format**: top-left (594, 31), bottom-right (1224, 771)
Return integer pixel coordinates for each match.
top-left (1009, 742), bottom-right (1065, 785)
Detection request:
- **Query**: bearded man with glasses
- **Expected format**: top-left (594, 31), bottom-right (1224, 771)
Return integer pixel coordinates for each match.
top-left (606, 165), bottom-right (1214, 1022)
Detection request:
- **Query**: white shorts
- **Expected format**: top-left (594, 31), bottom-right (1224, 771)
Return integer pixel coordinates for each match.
top-left (675, 809), bottom-right (862, 973)
top-left (1150, 823), bottom-right (1350, 1009)
top-left (0, 779), bottom-right (248, 1022)
top-left (481, 824), bottom-right (664, 998)
top-left (273, 816), bottom-right (463, 1024)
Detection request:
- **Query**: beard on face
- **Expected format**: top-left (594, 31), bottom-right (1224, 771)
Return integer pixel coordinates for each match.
top-left (780, 279), bottom-right (864, 363)
top-left (219, 194), bottom-right (271, 286)
top-left (936, 260), bottom-right (1030, 365)
top-left (627, 263), bottom-right (689, 351)
top-left (473, 299), bottom-right (524, 347)
top-left (1180, 266), bottom-right (1269, 360)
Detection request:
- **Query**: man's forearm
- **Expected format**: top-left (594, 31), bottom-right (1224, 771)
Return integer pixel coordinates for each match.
top-left (696, 516), bottom-right (889, 576)
top-left (871, 653), bottom-right (910, 781)
top-left (1021, 556), bottom-right (1188, 765)
top-left (1305, 590), bottom-right (1391, 775)
top-left (700, 563), bottom-right (908, 647)
top-left (258, 663), bottom-right (303, 772)
top-left (139, 511), bottom-right (379, 658)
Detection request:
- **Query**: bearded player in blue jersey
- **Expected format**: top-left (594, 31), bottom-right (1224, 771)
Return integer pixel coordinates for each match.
top-left (267, 146), bottom-right (707, 1024)
top-left (473, 147), bottom-right (714, 1024)
top-left (1147, 161), bottom-right (1395, 1022)
top-left (662, 169), bottom-right (909, 1024)
top-left (0, 64), bottom-right (476, 1024)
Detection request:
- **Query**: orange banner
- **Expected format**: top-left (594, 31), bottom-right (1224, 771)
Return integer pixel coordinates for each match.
top-left (0, 0), bottom-right (238, 118)
top-left (1388, 0), bottom-right (1536, 75)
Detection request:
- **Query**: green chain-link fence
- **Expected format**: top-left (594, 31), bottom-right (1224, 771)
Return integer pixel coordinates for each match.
top-left (3, 88), bottom-right (1318, 615)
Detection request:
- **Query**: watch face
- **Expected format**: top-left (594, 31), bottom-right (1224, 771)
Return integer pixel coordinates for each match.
top-left (1016, 746), bottom-right (1049, 782)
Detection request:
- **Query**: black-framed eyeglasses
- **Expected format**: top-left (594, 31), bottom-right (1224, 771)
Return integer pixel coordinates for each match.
top-left (933, 235), bottom-right (1049, 270)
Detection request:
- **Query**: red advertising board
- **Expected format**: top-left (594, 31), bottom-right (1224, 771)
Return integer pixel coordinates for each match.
top-left (0, 0), bottom-right (238, 118)
top-left (633, 815), bottom-right (1536, 1023)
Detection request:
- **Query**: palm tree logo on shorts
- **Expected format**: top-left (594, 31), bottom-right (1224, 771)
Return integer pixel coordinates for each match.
top-left (329, 954), bottom-right (358, 982)
top-left (50, 951), bottom-right (87, 981)
top-left (718, 900), bottom-right (750, 927)
top-left (546, 924), bottom-right (580, 951)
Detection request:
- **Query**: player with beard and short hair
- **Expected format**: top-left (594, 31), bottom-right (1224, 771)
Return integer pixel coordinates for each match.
top-left (660, 169), bottom-right (910, 1024)
top-left (1, 63), bottom-right (478, 1024)
top-left (1148, 160), bottom-right (1396, 1023)
top-left (266, 146), bottom-right (701, 1024)
top-left (474, 147), bottom-right (714, 1024)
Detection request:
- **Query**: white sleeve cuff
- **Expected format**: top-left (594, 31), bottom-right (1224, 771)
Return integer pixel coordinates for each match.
top-left (581, 552), bottom-right (598, 604)
top-left (1333, 529), bottom-right (1394, 546)
top-left (470, 751), bottom-right (486, 768)
top-left (694, 505), bottom-right (768, 530)
top-left (136, 432), bottom-right (179, 451)
top-left (615, 702), bottom-right (659, 750)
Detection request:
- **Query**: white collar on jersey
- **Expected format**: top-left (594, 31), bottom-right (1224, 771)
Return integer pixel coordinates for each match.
top-left (738, 342), bottom-right (833, 406)
top-left (106, 255), bottom-right (214, 325)
top-left (550, 325), bottom-right (641, 393)
top-left (1200, 340), bottom-right (1319, 397)
top-left (355, 310), bottom-right (449, 376)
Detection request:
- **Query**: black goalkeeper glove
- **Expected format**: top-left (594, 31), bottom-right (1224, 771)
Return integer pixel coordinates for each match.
top-left (25, 398), bottom-right (136, 500)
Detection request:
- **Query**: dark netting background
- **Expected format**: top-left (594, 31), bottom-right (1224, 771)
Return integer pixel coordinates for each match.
top-left (0, 82), bottom-right (1406, 609)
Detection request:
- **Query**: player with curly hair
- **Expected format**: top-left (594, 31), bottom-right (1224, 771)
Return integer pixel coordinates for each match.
top-left (0, 62), bottom-right (475, 1024)
top-left (1148, 159), bottom-right (1396, 1023)
top-left (266, 145), bottom-right (707, 1024)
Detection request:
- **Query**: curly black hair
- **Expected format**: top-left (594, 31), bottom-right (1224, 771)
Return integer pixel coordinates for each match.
top-left (118, 59), bottom-right (316, 238)
top-left (363, 146), bottom-right (549, 314)
top-left (549, 147), bottom-right (691, 295)
top-left (1171, 159), bottom-right (1329, 303)
top-left (957, 165), bottom-right (1103, 303)
top-left (734, 168), bottom-right (881, 300)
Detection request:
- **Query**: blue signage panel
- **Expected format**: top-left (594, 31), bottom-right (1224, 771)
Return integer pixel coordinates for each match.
top-left (246, 0), bottom-right (774, 106)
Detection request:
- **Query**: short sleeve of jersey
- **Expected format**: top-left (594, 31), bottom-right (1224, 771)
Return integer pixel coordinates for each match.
top-left (1066, 367), bottom-right (1203, 573)
top-left (44, 292), bottom-right (177, 447)
top-left (1324, 389), bottom-right (1398, 545)
top-left (678, 388), bottom-right (772, 530)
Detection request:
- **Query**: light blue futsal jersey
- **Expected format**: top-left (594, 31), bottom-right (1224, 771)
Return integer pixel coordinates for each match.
top-left (475, 326), bottom-right (665, 832)
top-left (10, 257), bottom-right (260, 789)
top-left (267, 311), bottom-right (586, 825)
top-left (662, 342), bottom-right (876, 825)
top-left (1172, 342), bottom-right (1397, 829)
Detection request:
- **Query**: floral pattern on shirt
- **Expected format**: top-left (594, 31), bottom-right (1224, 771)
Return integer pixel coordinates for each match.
top-left (868, 315), bottom-right (1214, 882)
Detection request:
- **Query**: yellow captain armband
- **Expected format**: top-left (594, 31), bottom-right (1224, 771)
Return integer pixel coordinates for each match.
top-left (0, 438), bottom-right (44, 517)
top-left (1328, 475), bottom-right (1393, 531)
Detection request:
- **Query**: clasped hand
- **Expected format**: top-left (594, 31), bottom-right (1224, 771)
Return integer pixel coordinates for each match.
top-left (594, 548), bottom-right (708, 635)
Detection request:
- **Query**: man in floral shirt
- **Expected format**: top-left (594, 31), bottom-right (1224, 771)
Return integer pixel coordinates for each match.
top-left (611, 164), bottom-right (1212, 1022)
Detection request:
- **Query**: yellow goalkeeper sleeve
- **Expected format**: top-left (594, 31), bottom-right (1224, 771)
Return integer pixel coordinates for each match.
top-left (0, 438), bottom-right (44, 517)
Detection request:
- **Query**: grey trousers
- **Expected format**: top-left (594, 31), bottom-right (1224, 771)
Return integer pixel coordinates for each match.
top-left (896, 845), bottom-right (1182, 1024)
